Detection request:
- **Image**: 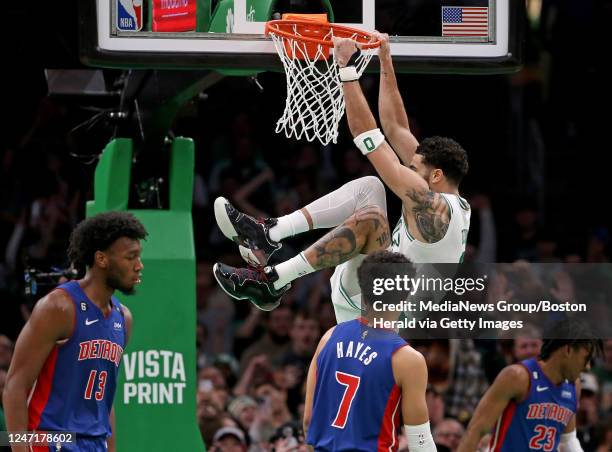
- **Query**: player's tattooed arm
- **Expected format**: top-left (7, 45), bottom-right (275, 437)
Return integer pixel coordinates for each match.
top-left (311, 226), bottom-right (358, 268)
top-left (405, 188), bottom-right (450, 243)
top-left (307, 206), bottom-right (390, 269)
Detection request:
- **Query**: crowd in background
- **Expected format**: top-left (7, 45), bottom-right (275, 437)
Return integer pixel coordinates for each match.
top-left (2, 1), bottom-right (612, 451)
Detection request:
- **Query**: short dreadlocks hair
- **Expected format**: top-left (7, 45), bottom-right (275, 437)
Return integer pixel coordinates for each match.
top-left (416, 136), bottom-right (469, 186)
top-left (68, 212), bottom-right (148, 273)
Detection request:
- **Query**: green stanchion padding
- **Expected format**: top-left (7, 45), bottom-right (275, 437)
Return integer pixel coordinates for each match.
top-left (87, 138), bottom-right (205, 452)
top-left (90, 139), bottom-right (132, 212)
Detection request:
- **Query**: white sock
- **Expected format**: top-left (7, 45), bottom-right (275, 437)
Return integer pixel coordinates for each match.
top-left (269, 211), bottom-right (309, 242)
top-left (273, 253), bottom-right (315, 289)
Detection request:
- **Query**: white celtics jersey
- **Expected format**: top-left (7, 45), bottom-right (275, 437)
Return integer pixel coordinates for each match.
top-left (390, 193), bottom-right (471, 263)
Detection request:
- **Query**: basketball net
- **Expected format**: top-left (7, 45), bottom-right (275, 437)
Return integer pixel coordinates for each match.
top-left (268, 19), bottom-right (377, 145)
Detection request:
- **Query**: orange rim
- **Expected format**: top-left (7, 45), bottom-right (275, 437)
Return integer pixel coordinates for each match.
top-left (265, 19), bottom-right (381, 49)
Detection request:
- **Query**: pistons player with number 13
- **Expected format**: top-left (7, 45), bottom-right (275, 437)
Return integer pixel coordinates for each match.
top-left (3, 212), bottom-right (147, 452)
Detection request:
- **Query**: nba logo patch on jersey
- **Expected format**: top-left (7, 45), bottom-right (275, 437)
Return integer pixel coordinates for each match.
top-left (562, 390), bottom-right (573, 399)
top-left (117, 0), bottom-right (143, 31)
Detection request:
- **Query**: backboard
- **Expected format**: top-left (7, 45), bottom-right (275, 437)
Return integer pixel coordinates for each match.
top-left (80, 0), bottom-right (521, 73)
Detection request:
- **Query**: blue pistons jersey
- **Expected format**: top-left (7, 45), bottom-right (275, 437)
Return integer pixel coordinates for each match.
top-left (307, 318), bottom-right (407, 452)
top-left (28, 281), bottom-right (126, 440)
top-left (489, 358), bottom-right (577, 451)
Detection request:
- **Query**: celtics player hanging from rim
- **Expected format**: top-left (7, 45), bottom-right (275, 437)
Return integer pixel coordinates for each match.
top-left (212, 32), bottom-right (470, 323)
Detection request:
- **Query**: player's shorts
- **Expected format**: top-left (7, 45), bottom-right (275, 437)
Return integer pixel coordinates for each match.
top-left (32, 435), bottom-right (107, 452)
top-left (330, 255), bottom-right (366, 323)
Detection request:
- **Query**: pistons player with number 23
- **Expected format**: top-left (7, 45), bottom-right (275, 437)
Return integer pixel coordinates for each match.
top-left (3, 212), bottom-right (147, 452)
top-left (458, 321), bottom-right (601, 452)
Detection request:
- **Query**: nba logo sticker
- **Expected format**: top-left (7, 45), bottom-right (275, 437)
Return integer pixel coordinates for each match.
top-left (117, 0), bottom-right (143, 31)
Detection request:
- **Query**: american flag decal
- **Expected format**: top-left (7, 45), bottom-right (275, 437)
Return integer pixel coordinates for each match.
top-left (442, 6), bottom-right (489, 37)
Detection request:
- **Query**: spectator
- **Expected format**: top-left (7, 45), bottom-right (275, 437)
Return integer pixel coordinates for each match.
top-left (228, 395), bottom-right (258, 432)
top-left (593, 339), bottom-right (612, 413)
top-left (595, 416), bottom-right (612, 452)
top-left (512, 323), bottom-right (543, 361)
top-left (249, 382), bottom-right (293, 446)
top-left (269, 422), bottom-right (308, 452)
top-left (239, 306), bottom-right (293, 374)
top-left (277, 310), bottom-right (320, 369)
top-left (433, 418), bottom-right (465, 452)
top-left (577, 372), bottom-right (600, 450)
top-left (209, 426), bottom-right (248, 452)
top-left (426, 385), bottom-right (445, 429)
top-left (415, 339), bottom-right (489, 423)
top-left (466, 194), bottom-right (497, 263)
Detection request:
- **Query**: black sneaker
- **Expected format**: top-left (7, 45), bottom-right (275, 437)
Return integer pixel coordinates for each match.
top-left (213, 263), bottom-right (290, 311)
top-left (214, 197), bottom-right (281, 266)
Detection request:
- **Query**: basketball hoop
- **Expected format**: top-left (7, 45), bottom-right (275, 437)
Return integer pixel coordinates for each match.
top-left (265, 15), bottom-right (380, 145)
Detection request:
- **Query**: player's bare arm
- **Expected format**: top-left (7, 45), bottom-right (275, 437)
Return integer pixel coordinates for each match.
top-left (457, 364), bottom-right (530, 452)
top-left (405, 187), bottom-right (450, 243)
top-left (2, 290), bottom-right (74, 451)
top-left (305, 205), bottom-right (390, 269)
top-left (375, 32), bottom-right (419, 166)
top-left (393, 346), bottom-right (429, 425)
top-left (334, 37), bottom-right (450, 243)
top-left (303, 326), bottom-right (336, 438)
top-left (559, 415), bottom-right (583, 452)
top-left (393, 346), bottom-right (437, 450)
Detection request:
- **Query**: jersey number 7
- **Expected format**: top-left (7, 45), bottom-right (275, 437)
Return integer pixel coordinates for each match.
top-left (331, 371), bottom-right (361, 429)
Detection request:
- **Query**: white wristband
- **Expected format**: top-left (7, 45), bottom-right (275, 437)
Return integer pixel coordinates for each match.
top-left (559, 430), bottom-right (584, 452)
top-left (354, 129), bottom-right (385, 155)
top-left (339, 65), bottom-right (359, 82)
top-left (404, 421), bottom-right (436, 451)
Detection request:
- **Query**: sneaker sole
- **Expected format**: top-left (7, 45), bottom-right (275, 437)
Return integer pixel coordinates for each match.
top-left (214, 197), bottom-right (239, 242)
top-left (212, 263), bottom-right (277, 311)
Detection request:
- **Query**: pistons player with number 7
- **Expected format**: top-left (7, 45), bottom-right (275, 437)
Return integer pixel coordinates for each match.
top-left (458, 321), bottom-right (601, 452)
top-left (3, 212), bottom-right (147, 452)
top-left (303, 251), bottom-right (437, 451)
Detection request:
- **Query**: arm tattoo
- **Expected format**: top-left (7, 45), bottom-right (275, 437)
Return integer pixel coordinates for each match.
top-left (309, 206), bottom-right (390, 268)
top-left (405, 188), bottom-right (449, 243)
top-left (312, 226), bottom-right (358, 269)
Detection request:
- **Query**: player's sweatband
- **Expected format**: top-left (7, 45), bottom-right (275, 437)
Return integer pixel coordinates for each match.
top-left (339, 65), bottom-right (359, 82)
top-left (559, 431), bottom-right (584, 452)
top-left (339, 49), bottom-right (361, 82)
top-left (404, 421), bottom-right (436, 451)
top-left (354, 129), bottom-right (385, 155)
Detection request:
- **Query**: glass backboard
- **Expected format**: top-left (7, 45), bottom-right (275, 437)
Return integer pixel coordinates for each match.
top-left (81, 0), bottom-right (521, 73)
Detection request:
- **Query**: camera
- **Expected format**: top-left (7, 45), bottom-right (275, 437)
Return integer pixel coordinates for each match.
top-left (24, 267), bottom-right (78, 296)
